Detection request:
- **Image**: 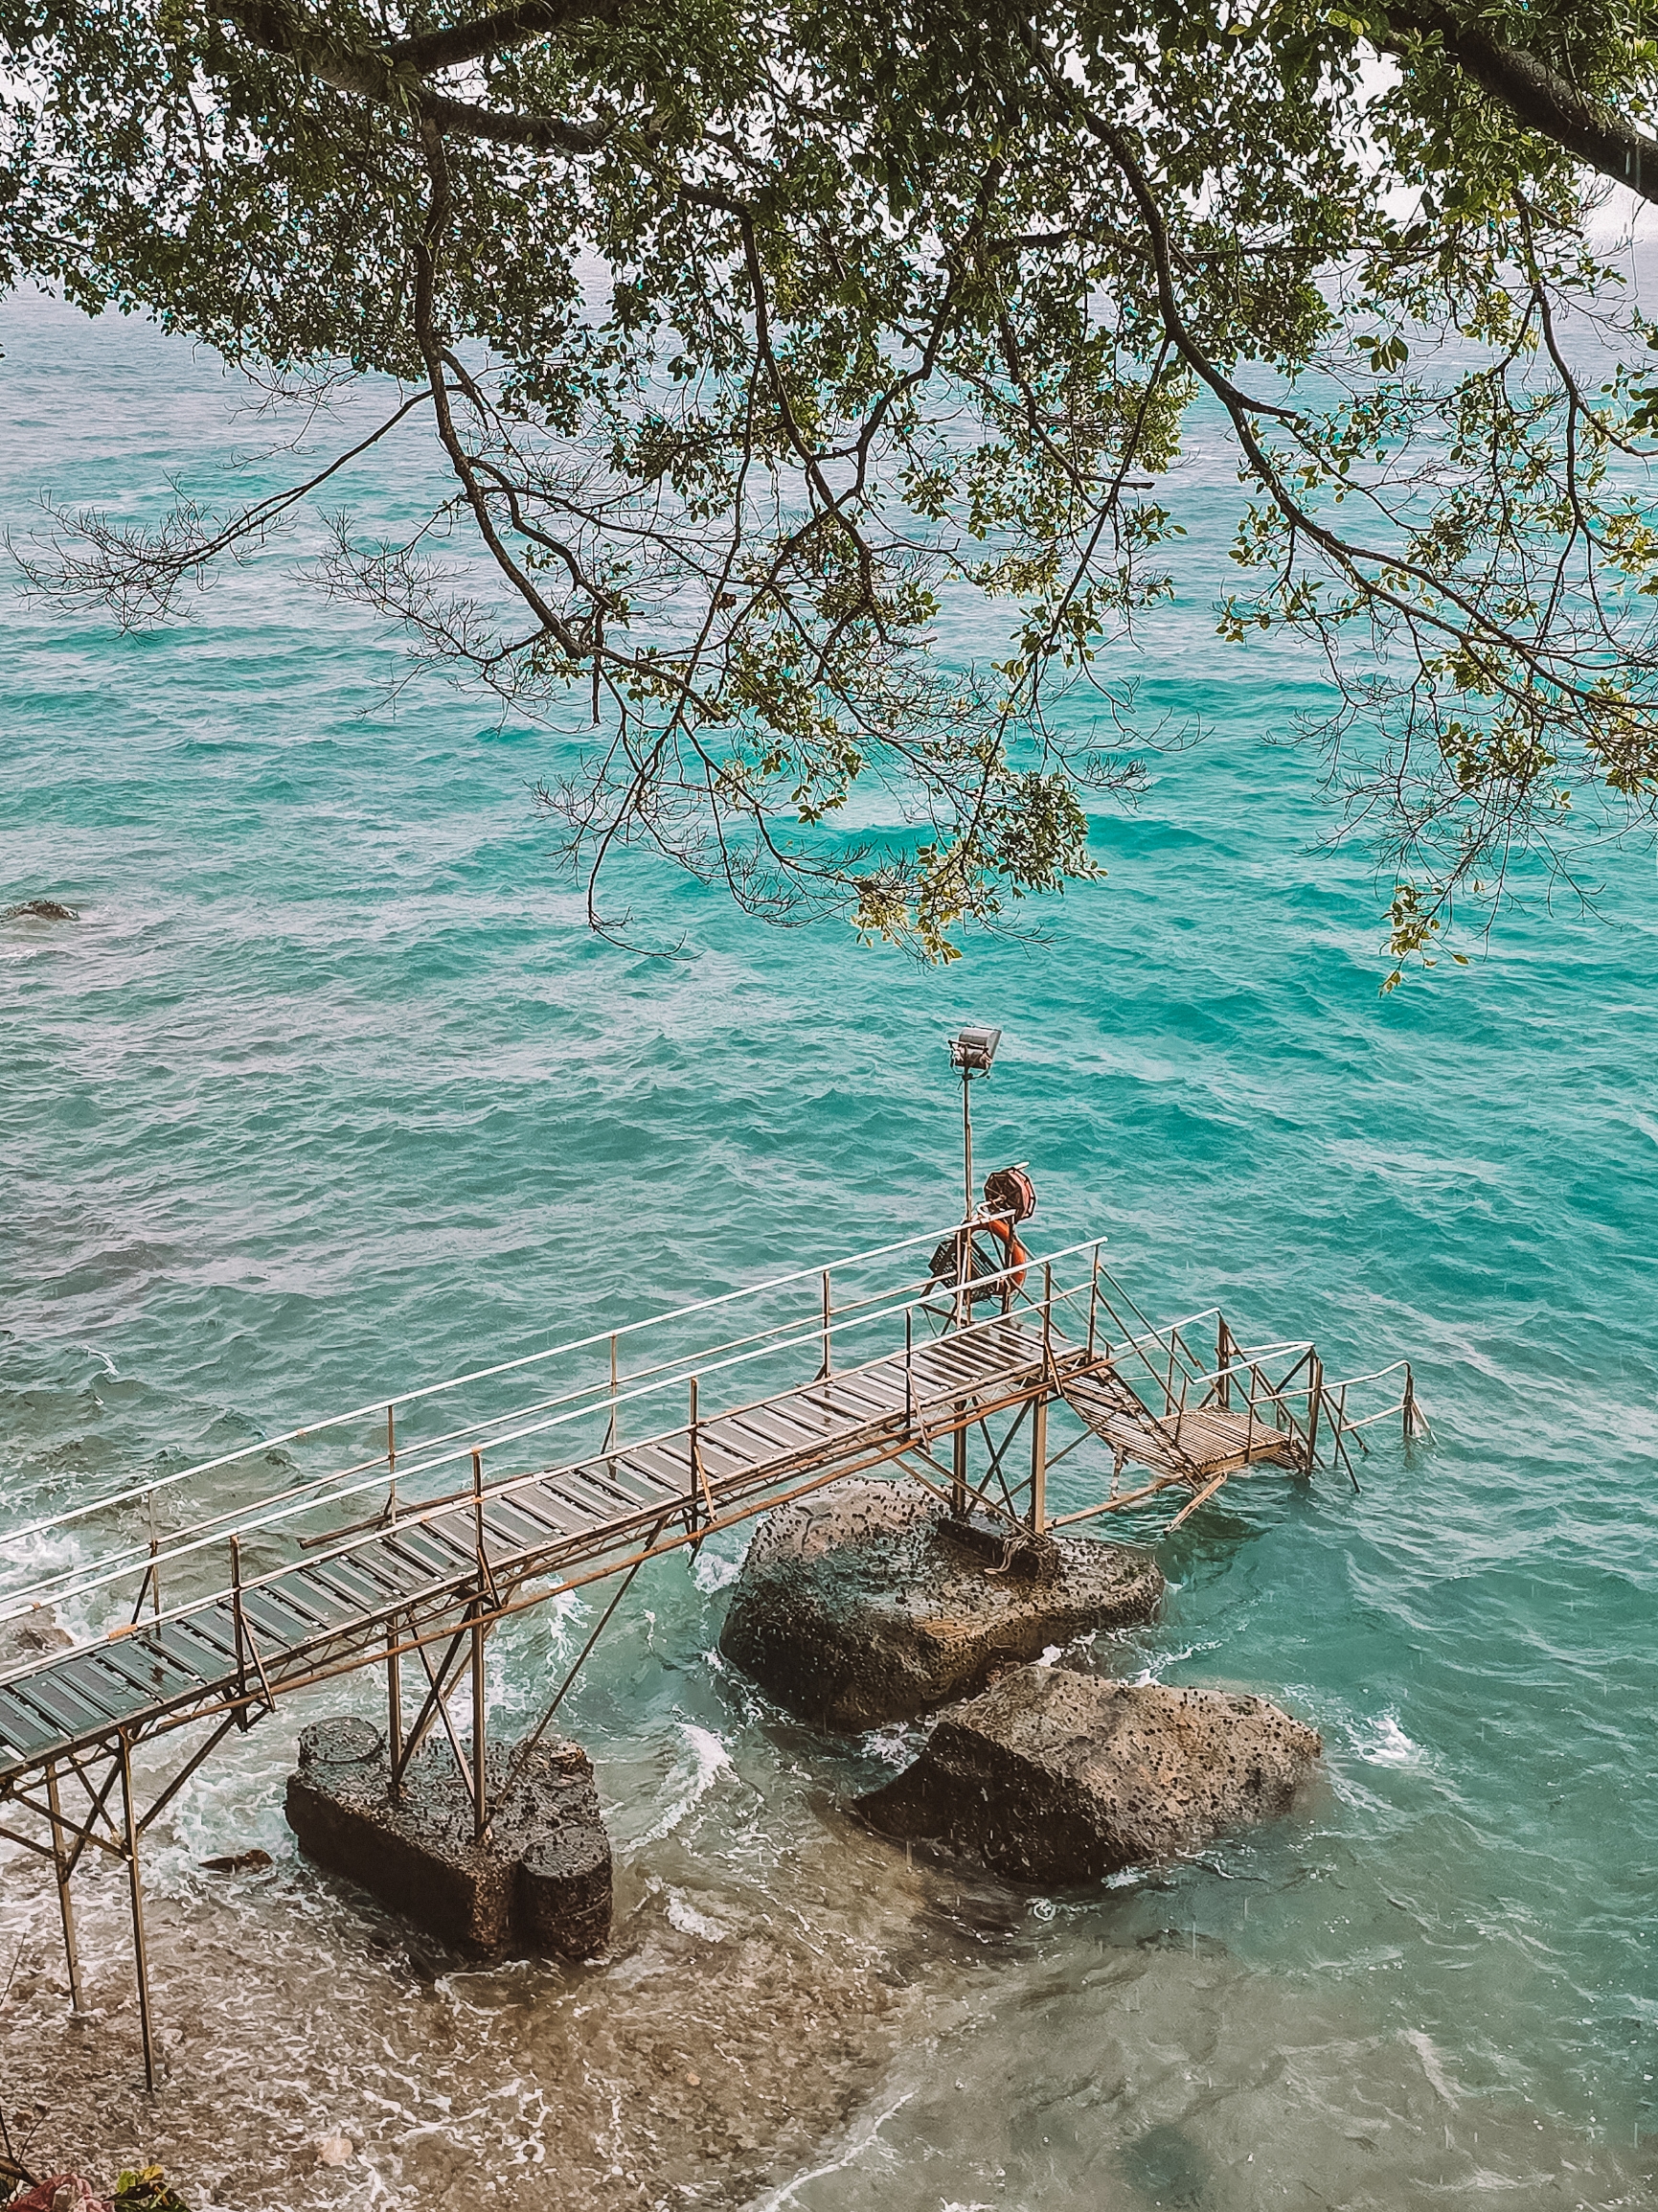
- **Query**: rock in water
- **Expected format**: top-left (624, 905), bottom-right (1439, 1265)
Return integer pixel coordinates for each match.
top-left (3, 898), bottom-right (78, 921)
top-left (717, 1477), bottom-right (1161, 1729)
top-left (0, 1608), bottom-right (73, 1671)
top-left (285, 1717), bottom-right (611, 1957)
top-left (856, 1665), bottom-right (1321, 1881)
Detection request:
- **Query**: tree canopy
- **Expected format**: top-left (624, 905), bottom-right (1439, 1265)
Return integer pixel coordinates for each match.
top-left (5, 0), bottom-right (1658, 968)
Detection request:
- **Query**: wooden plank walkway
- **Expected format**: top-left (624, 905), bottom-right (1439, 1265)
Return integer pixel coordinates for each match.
top-left (1063, 1370), bottom-right (1306, 1481)
top-left (0, 1312), bottom-right (1089, 1787)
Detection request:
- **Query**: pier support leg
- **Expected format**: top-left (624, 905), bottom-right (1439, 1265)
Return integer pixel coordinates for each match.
top-left (386, 1621), bottom-right (403, 1797)
top-left (471, 1616), bottom-right (488, 1845)
top-left (45, 1762), bottom-right (83, 2015)
top-left (1030, 1391), bottom-right (1048, 1536)
top-left (952, 1412), bottom-right (968, 1516)
top-left (1306, 1355), bottom-right (1323, 1472)
top-left (118, 1736), bottom-right (156, 2092)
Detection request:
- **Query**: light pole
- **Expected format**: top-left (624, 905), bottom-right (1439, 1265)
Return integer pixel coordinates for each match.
top-left (946, 1025), bottom-right (1002, 1221)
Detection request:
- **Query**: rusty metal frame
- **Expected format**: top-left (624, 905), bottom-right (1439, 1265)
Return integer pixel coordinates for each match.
top-left (0, 1230), bottom-right (1411, 2091)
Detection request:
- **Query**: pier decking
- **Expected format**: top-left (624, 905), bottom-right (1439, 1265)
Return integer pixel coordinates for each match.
top-left (0, 1221), bottom-right (1419, 2088)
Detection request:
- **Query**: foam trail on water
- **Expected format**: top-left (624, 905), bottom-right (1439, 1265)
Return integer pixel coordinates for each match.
top-left (639, 1722), bottom-right (732, 1842)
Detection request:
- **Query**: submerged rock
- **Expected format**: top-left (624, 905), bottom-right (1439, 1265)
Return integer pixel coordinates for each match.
top-left (718, 1476), bottom-right (1161, 1729)
top-left (0, 1608), bottom-right (73, 1673)
top-left (856, 1664), bottom-right (1321, 1882)
top-left (285, 1717), bottom-right (610, 1958)
top-left (198, 1848), bottom-right (273, 1875)
top-left (3, 898), bottom-right (79, 921)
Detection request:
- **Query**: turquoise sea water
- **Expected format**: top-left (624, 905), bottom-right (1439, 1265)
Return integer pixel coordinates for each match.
top-left (1, 284), bottom-right (1655, 2210)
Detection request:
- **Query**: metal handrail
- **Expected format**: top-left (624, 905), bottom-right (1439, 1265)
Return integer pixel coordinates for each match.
top-left (0, 1217), bottom-right (994, 1552)
top-left (0, 1242), bottom-right (1108, 1632)
top-left (0, 1263), bottom-right (947, 1598)
top-left (0, 1271), bottom-right (1102, 1675)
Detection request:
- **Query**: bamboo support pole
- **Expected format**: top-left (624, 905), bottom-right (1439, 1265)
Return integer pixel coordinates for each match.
top-left (1167, 1466), bottom-right (1231, 1532)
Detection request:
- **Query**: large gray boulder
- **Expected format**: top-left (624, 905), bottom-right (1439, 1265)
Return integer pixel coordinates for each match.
top-left (286, 1717), bottom-right (611, 1957)
top-left (856, 1663), bottom-right (1321, 1881)
top-left (717, 1477), bottom-right (1162, 1730)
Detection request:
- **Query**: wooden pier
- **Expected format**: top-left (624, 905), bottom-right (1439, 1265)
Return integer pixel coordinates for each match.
top-left (0, 1221), bottom-right (1420, 2087)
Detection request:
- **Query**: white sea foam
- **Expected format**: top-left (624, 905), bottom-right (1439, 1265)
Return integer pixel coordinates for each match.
top-left (665, 1888), bottom-right (731, 1944)
top-left (1402, 2028), bottom-right (1461, 2107)
top-left (639, 1722), bottom-right (732, 1842)
top-left (691, 1543), bottom-right (743, 1593)
top-left (746, 2090), bottom-right (914, 2210)
top-left (1355, 1712), bottom-right (1428, 1768)
top-left (858, 1724), bottom-right (920, 1768)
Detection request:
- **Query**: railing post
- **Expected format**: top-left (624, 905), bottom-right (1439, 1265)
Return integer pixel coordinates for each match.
top-left (386, 1404), bottom-right (397, 1525)
top-left (230, 1536), bottom-right (249, 1730)
top-left (819, 1270), bottom-right (833, 1380)
top-left (1216, 1317), bottom-right (1232, 1409)
top-left (45, 1762), bottom-right (83, 2015)
top-left (472, 1448), bottom-right (487, 1578)
top-left (689, 1375), bottom-right (713, 1532)
top-left (604, 1334), bottom-right (621, 1454)
top-left (1087, 1244), bottom-right (1101, 1361)
top-left (904, 1307), bottom-right (914, 1436)
top-left (1402, 1363), bottom-right (1417, 1443)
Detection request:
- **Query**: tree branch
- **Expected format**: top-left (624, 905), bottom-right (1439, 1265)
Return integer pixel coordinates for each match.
top-left (1378, 4), bottom-right (1658, 205)
top-left (218, 0), bottom-right (611, 151)
top-left (388, 0), bottom-right (625, 74)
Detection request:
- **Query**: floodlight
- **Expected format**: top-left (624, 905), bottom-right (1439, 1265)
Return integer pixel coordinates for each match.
top-left (948, 1025), bottom-right (1003, 1075)
top-left (944, 1025), bottom-right (1004, 1229)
